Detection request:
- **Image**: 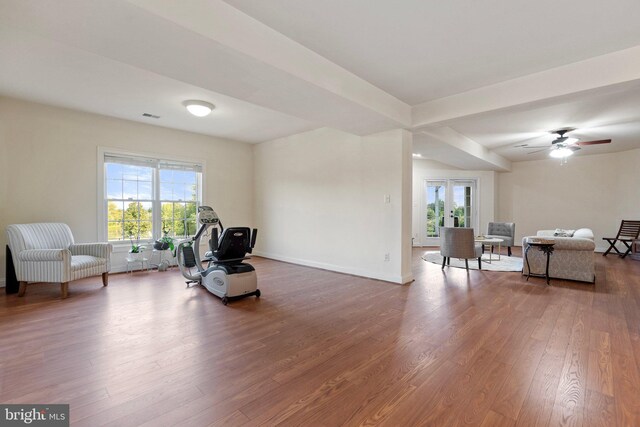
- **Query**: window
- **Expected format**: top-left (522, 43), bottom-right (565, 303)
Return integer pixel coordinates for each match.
top-left (159, 167), bottom-right (198, 238)
top-left (422, 179), bottom-right (477, 244)
top-left (103, 152), bottom-right (202, 242)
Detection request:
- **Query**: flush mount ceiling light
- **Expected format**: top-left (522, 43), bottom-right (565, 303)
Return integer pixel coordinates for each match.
top-left (183, 100), bottom-right (215, 117)
top-left (412, 153), bottom-right (422, 158)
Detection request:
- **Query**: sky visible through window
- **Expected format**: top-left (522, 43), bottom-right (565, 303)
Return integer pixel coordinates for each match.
top-left (427, 185), bottom-right (466, 207)
top-left (106, 164), bottom-right (152, 200)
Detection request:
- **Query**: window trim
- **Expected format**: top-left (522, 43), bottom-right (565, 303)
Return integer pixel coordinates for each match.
top-left (97, 146), bottom-right (206, 246)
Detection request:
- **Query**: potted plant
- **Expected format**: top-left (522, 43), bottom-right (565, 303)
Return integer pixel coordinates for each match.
top-left (155, 223), bottom-right (177, 256)
top-left (129, 236), bottom-right (145, 260)
top-left (154, 235), bottom-right (175, 254)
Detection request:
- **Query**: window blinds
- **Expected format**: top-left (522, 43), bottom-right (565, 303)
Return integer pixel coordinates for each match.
top-left (104, 153), bottom-right (202, 172)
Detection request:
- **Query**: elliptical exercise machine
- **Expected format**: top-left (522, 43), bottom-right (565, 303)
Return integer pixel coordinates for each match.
top-left (177, 206), bottom-right (260, 305)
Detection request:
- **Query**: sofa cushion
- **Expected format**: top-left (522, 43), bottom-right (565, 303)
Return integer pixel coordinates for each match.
top-left (573, 228), bottom-right (595, 240)
top-left (71, 255), bottom-right (107, 271)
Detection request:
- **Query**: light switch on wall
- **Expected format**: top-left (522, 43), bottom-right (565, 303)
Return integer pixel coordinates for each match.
top-left (384, 194), bottom-right (391, 204)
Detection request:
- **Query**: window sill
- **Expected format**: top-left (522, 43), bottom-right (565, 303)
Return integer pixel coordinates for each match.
top-left (109, 239), bottom-right (201, 253)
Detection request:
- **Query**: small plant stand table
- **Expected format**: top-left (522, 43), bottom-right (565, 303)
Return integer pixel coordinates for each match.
top-left (525, 240), bottom-right (555, 285)
top-left (126, 254), bottom-right (149, 273)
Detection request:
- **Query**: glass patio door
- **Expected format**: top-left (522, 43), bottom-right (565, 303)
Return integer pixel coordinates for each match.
top-left (423, 179), bottom-right (477, 245)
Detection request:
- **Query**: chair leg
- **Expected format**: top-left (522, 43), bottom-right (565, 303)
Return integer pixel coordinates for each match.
top-left (18, 281), bottom-right (27, 297)
top-left (61, 282), bottom-right (69, 299)
top-left (465, 259), bottom-right (469, 270)
top-left (102, 272), bottom-right (109, 286)
top-left (508, 246), bottom-right (512, 257)
top-left (602, 239), bottom-right (617, 256)
top-left (442, 256), bottom-right (446, 269)
top-left (621, 241), bottom-right (633, 258)
top-left (447, 257), bottom-right (450, 266)
top-left (478, 257), bottom-right (482, 270)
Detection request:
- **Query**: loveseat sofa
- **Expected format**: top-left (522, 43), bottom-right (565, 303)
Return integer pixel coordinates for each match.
top-left (522, 228), bottom-right (595, 283)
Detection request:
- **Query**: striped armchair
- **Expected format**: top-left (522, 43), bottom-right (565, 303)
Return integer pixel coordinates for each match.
top-left (6, 223), bottom-right (112, 298)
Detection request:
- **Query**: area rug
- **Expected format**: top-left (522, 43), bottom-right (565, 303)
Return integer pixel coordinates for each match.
top-left (421, 251), bottom-right (523, 272)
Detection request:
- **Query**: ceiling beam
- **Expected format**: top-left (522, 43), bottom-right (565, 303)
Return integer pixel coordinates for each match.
top-left (416, 127), bottom-right (512, 172)
top-left (413, 45), bottom-right (640, 127)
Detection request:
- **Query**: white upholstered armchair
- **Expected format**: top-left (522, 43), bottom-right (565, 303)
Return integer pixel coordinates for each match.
top-left (6, 223), bottom-right (112, 298)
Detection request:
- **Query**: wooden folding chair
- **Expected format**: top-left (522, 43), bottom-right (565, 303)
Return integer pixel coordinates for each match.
top-left (602, 220), bottom-right (640, 258)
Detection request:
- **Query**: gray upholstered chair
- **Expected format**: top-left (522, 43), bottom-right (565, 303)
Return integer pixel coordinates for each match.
top-left (440, 227), bottom-right (483, 270)
top-left (486, 222), bottom-right (516, 256)
top-left (6, 223), bottom-right (112, 298)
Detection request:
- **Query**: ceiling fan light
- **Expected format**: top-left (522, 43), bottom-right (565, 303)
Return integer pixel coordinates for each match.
top-left (549, 147), bottom-right (574, 158)
top-left (183, 100), bottom-right (215, 117)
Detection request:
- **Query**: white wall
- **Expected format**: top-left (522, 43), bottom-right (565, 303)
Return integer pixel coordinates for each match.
top-left (412, 159), bottom-right (497, 245)
top-left (497, 149), bottom-right (640, 252)
top-left (0, 112), bottom-right (7, 271)
top-left (0, 97), bottom-right (254, 283)
top-left (253, 127), bottom-right (413, 284)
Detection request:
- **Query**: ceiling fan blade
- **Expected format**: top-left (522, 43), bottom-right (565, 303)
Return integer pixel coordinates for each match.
top-left (527, 147), bottom-right (552, 154)
top-left (576, 139), bottom-right (611, 146)
top-left (512, 134), bottom-right (548, 148)
top-left (569, 146), bottom-right (581, 152)
top-left (518, 145), bottom-right (550, 149)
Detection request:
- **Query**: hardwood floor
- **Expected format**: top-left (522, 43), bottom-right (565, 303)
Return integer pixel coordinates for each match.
top-left (1, 248), bottom-right (640, 426)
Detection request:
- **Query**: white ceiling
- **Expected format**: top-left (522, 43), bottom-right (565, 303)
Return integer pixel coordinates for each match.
top-left (225, 0), bottom-right (640, 104)
top-left (0, 25), bottom-right (316, 143)
top-left (1, 0), bottom-right (640, 168)
top-left (0, 0), bottom-right (407, 142)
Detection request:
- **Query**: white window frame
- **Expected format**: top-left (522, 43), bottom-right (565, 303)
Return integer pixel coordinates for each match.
top-left (97, 147), bottom-right (206, 247)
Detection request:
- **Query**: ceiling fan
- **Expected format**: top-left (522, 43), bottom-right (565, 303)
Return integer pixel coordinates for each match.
top-left (515, 128), bottom-right (612, 158)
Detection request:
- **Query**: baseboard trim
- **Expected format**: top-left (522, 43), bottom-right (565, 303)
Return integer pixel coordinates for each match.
top-left (0, 278), bottom-right (5, 288)
top-left (400, 273), bottom-right (414, 284)
top-left (253, 251), bottom-right (408, 284)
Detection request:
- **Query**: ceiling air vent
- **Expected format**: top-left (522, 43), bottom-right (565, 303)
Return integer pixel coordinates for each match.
top-left (142, 113), bottom-right (160, 119)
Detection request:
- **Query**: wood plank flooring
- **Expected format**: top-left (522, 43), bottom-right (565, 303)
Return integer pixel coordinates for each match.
top-left (1, 248), bottom-right (640, 426)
